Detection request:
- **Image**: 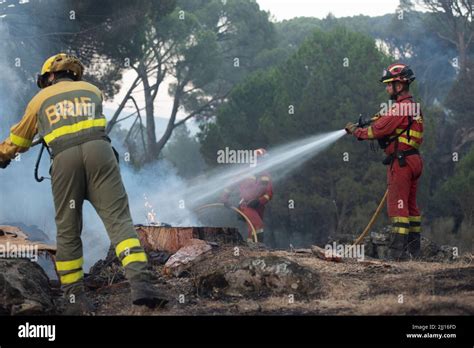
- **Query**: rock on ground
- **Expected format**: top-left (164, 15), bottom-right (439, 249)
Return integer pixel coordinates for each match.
top-left (197, 255), bottom-right (324, 299)
top-left (0, 258), bottom-right (56, 315)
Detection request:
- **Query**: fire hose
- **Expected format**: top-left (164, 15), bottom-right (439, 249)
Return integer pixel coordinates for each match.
top-left (194, 203), bottom-right (258, 243)
top-left (347, 189), bottom-right (388, 255)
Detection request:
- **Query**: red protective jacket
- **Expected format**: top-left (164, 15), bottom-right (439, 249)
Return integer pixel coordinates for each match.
top-left (353, 94), bottom-right (423, 153)
top-left (222, 172), bottom-right (273, 206)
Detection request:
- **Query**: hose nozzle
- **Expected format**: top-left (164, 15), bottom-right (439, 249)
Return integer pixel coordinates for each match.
top-left (357, 114), bottom-right (380, 127)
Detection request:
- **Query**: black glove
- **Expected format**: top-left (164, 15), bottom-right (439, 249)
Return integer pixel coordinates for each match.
top-left (247, 200), bottom-right (260, 209)
top-left (0, 159), bottom-right (11, 169)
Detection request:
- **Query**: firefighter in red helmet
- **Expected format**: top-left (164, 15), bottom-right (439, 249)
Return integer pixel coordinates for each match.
top-left (220, 148), bottom-right (273, 244)
top-left (346, 63), bottom-right (423, 260)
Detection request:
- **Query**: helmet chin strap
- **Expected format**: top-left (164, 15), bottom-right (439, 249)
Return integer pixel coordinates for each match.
top-left (390, 82), bottom-right (400, 100)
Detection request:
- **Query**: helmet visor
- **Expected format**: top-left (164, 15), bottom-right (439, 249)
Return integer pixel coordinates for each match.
top-left (380, 69), bottom-right (394, 82)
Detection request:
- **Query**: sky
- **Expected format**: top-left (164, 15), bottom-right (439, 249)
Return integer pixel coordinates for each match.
top-left (104, 0), bottom-right (402, 136)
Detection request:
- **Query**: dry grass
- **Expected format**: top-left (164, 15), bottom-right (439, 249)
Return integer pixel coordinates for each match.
top-left (90, 246), bottom-right (474, 316)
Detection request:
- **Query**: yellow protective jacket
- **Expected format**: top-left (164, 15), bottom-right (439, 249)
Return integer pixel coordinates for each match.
top-left (0, 78), bottom-right (107, 160)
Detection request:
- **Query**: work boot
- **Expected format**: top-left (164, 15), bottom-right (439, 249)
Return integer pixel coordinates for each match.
top-left (131, 281), bottom-right (168, 309)
top-left (62, 291), bottom-right (96, 315)
top-left (387, 233), bottom-right (409, 261)
top-left (407, 232), bottom-right (421, 259)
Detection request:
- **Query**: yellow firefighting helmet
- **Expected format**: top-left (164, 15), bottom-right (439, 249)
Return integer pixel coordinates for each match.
top-left (37, 53), bottom-right (84, 88)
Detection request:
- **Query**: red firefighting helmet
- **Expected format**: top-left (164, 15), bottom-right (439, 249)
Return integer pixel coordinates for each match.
top-left (380, 63), bottom-right (415, 84)
top-left (255, 148), bottom-right (267, 157)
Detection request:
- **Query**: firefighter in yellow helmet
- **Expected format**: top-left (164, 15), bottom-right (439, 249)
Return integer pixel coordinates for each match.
top-left (0, 53), bottom-right (168, 314)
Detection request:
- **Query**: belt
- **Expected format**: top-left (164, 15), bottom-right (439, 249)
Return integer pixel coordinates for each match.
top-left (400, 148), bottom-right (419, 157)
top-left (383, 148), bottom-right (419, 166)
top-left (49, 134), bottom-right (111, 157)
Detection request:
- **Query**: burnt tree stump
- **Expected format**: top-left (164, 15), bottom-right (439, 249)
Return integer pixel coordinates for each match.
top-left (135, 226), bottom-right (244, 253)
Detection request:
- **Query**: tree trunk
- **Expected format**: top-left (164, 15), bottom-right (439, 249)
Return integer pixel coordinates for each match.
top-left (152, 81), bottom-right (184, 159)
top-left (139, 64), bottom-right (158, 161)
top-left (457, 32), bottom-right (468, 72)
top-left (336, 201), bottom-right (347, 235)
top-left (105, 75), bottom-right (141, 134)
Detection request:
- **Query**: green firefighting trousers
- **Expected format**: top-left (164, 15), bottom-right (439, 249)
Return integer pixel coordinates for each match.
top-left (51, 139), bottom-right (149, 295)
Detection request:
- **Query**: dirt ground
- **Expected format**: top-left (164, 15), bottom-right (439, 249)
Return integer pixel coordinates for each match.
top-left (88, 246), bottom-right (474, 316)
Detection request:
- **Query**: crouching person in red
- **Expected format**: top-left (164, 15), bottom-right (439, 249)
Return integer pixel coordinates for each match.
top-left (220, 148), bottom-right (273, 244)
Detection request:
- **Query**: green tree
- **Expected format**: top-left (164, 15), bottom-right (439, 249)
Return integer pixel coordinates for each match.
top-left (163, 125), bottom-right (206, 179)
top-left (274, 12), bottom-right (458, 105)
top-left (446, 61), bottom-right (474, 126)
top-left (406, 0), bottom-right (473, 72)
top-left (435, 145), bottom-right (474, 228)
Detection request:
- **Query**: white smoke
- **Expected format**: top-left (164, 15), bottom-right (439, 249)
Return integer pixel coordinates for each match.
top-left (0, 22), bottom-right (57, 239)
top-left (120, 159), bottom-right (201, 227)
